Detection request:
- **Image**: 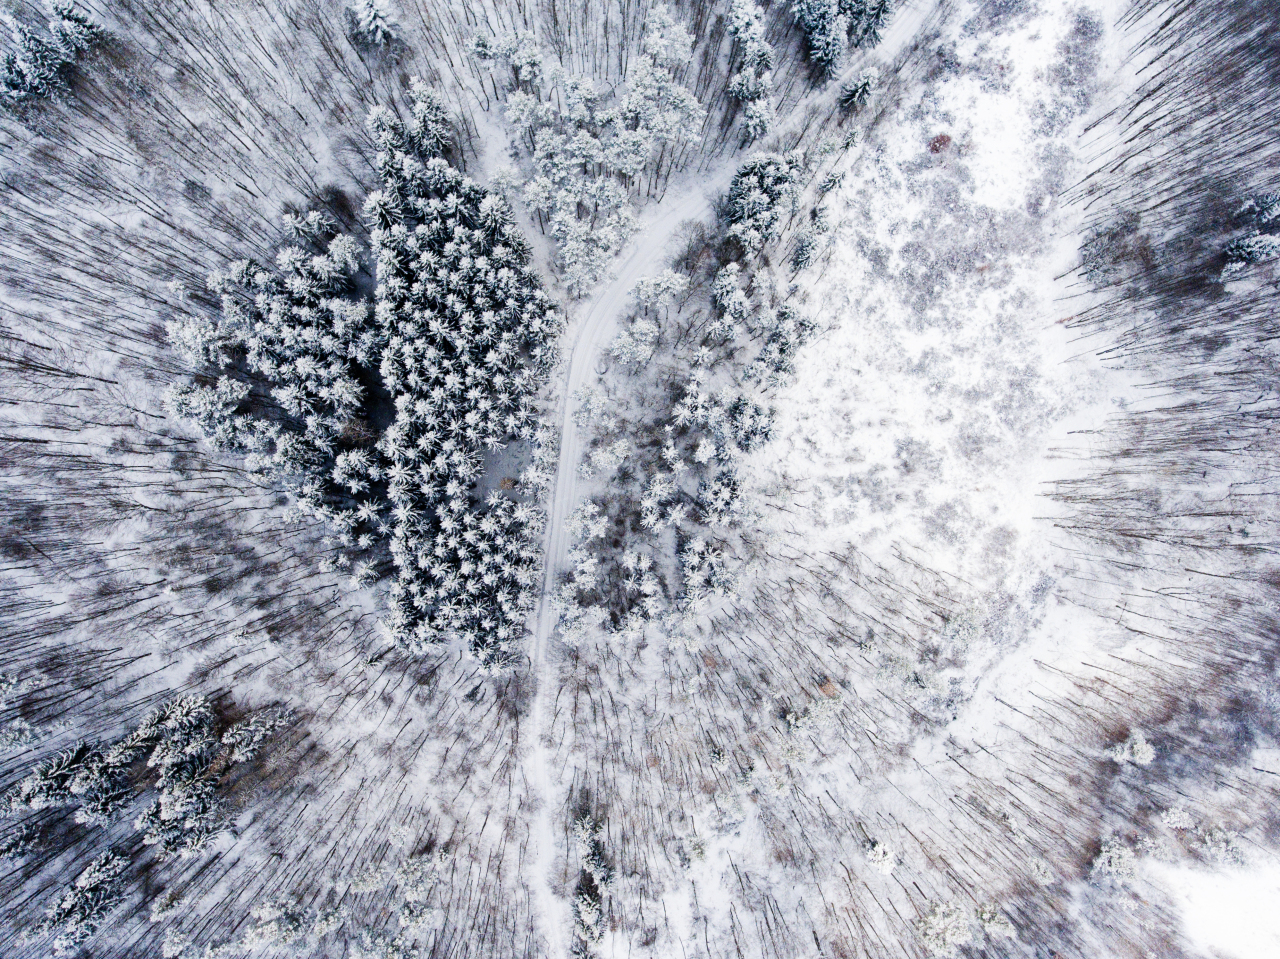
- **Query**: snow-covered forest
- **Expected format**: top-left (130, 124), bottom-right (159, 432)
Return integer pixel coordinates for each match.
top-left (2, 0), bottom-right (1279, 957)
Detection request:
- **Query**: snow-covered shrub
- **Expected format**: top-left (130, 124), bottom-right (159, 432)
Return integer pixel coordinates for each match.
top-left (395, 850), bottom-right (448, 903)
top-left (1105, 728), bottom-right (1155, 766)
top-left (1, 3), bottom-right (101, 110)
top-left (976, 903), bottom-right (1015, 940)
top-left (241, 900), bottom-right (307, 948)
top-left (1160, 805), bottom-right (1194, 831)
top-left (865, 840), bottom-right (895, 874)
top-left (915, 901), bottom-right (973, 957)
top-left (37, 849), bottom-right (127, 954)
top-left (1090, 836), bottom-right (1137, 883)
top-left (724, 152), bottom-right (804, 254)
top-left (580, 438), bottom-right (628, 478)
top-left (1200, 824), bottom-right (1246, 865)
top-left (726, 0), bottom-right (775, 141)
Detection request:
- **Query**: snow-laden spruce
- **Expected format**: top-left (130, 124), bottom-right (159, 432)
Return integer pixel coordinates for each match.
top-left (166, 82), bottom-right (560, 666)
top-left (1, 2), bottom-right (101, 111)
top-left (793, 0), bottom-right (894, 77)
top-left (366, 90), bottom-right (559, 663)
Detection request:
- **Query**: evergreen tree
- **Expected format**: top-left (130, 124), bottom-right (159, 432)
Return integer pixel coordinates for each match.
top-left (348, 0), bottom-right (397, 49)
top-left (793, 0), bottom-right (847, 77)
top-left (724, 152), bottom-right (804, 254)
top-left (727, 0), bottom-right (776, 141)
top-left (1223, 231), bottom-right (1280, 276)
top-left (847, 0), bottom-right (893, 48)
top-left (0, 3), bottom-right (100, 109)
top-left (37, 849), bottom-right (128, 955)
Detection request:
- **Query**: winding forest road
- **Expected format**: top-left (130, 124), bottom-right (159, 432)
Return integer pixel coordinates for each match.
top-left (515, 9), bottom-right (944, 951)
top-left (519, 174), bottom-right (726, 956)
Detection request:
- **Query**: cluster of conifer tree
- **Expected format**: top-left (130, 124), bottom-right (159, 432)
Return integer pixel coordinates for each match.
top-left (555, 143), bottom-right (826, 641)
top-left (477, 6), bottom-right (706, 295)
top-left (0, 2), bottom-right (100, 112)
top-left (2, 696), bottom-right (286, 953)
top-left (166, 84), bottom-right (560, 666)
top-left (726, 0), bottom-right (777, 142)
top-left (792, 0), bottom-right (894, 76)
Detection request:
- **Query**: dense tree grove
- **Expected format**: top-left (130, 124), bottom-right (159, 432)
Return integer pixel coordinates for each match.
top-left (724, 151), bottom-right (804, 253)
top-left (368, 93), bottom-right (559, 662)
top-left (166, 83), bottom-right (560, 665)
top-left (553, 142), bottom-right (828, 643)
top-left (478, 6), bottom-right (706, 295)
top-left (726, 0), bottom-right (777, 142)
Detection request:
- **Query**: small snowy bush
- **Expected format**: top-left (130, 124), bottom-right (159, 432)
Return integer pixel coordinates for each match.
top-left (976, 903), bottom-right (1015, 940)
top-left (1105, 728), bottom-right (1155, 766)
top-left (915, 901), bottom-right (973, 957)
top-left (865, 840), bottom-right (895, 874)
top-left (1090, 836), bottom-right (1137, 883)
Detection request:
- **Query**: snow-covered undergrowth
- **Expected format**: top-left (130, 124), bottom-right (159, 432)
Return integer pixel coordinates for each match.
top-left (3, 0), bottom-right (1280, 957)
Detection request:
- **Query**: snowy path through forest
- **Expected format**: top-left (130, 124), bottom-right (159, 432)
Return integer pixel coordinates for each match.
top-left (521, 174), bottom-right (728, 957)
top-left (516, 6), bottom-right (949, 951)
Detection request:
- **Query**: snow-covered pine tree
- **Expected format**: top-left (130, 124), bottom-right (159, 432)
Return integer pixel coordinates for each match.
top-left (724, 152), bottom-right (804, 254)
top-left (348, 0), bottom-right (397, 49)
top-left (838, 70), bottom-right (877, 112)
top-left (847, 0), bottom-right (893, 48)
top-left (793, 0), bottom-right (847, 77)
top-left (366, 82), bottom-right (559, 664)
top-left (37, 849), bottom-right (128, 955)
